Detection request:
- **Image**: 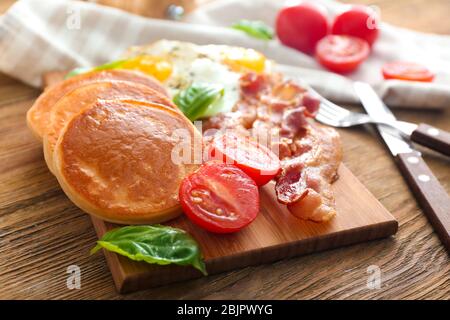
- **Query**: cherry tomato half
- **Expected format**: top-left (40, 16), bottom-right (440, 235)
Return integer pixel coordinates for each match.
top-left (382, 61), bottom-right (435, 82)
top-left (332, 5), bottom-right (379, 46)
top-left (316, 35), bottom-right (370, 73)
top-left (179, 162), bottom-right (259, 234)
top-left (210, 133), bottom-right (281, 186)
top-left (276, 2), bottom-right (329, 55)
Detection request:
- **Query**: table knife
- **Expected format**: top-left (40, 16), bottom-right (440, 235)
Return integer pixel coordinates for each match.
top-left (353, 81), bottom-right (450, 253)
top-left (385, 121), bottom-right (450, 156)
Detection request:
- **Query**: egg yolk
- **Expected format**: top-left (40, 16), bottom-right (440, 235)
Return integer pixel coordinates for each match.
top-left (223, 48), bottom-right (266, 73)
top-left (121, 56), bottom-right (173, 82)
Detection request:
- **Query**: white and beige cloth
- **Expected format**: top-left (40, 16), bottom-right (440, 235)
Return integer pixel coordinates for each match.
top-left (0, 0), bottom-right (450, 109)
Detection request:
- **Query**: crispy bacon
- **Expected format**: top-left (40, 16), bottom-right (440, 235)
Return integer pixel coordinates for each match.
top-left (203, 72), bottom-right (342, 222)
top-left (302, 92), bottom-right (321, 116)
top-left (276, 123), bottom-right (341, 222)
top-left (240, 72), bottom-right (267, 95)
top-left (280, 107), bottom-right (308, 139)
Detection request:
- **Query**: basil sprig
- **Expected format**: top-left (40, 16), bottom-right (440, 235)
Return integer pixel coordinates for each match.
top-left (65, 67), bottom-right (91, 78)
top-left (93, 59), bottom-right (127, 71)
top-left (65, 59), bottom-right (127, 79)
top-left (174, 83), bottom-right (224, 121)
top-left (231, 20), bottom-right (274, 40)
top-left (91, 225), bottom-right (207, 275)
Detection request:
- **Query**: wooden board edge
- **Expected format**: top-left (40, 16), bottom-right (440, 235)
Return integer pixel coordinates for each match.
top-left (92, 217), bottom-right (398, 294)
top-left (90, 217), bottom-right (126, 293)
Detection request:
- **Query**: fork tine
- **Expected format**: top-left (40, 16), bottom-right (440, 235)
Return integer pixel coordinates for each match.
top-left (317, 105), bottom-right (338, 118)
top-left (307, 85), bottom-right (350, 116)
top-left (317, 107), bottom-right (341, 124)
top-left (308, 85), bottom-right (366, 128)
top-left (320, 99), bottom-right (350, 117)
top-left (309, 86), bottom-right (377, 129)
top-left (315, 113), bottom-right (339, 126)
top-left (318, 102), bottom-right (342, 117)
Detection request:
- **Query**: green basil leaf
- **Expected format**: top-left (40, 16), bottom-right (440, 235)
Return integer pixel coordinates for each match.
top-left (65, 67), bottom-right (92, 79)
top-left (91, 225), bottom-right (207, 275)
top-left (231, 20), bottom-right (274, 40)
top-left (173, 83), bottom-right (224, 121)
top-left (93, 59), bottom-right (127, 71)
top-left (65, 59), bottom-right (127, 79)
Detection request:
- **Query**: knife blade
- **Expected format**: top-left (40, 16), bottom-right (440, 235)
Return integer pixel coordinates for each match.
top-left (353, 82), bottom-right (415, 156)
top-left (353, 81), bottom-right (450, 253)
top-left (353, 82), bottom-right (450, 156)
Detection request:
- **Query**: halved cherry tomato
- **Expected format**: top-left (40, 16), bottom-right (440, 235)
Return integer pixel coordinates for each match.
top-left (276, 2), bottom-right (329, 55)
top-left (332, 5), bottom-right (379, 46)
top-left (179, 162), bottom-right (259, 234)
top-left (316, 35), bottom-right (370, 73)
top-left (210, 133), bottom-right (281, 186)
top-left (382, 61), bottom-right (435, 82)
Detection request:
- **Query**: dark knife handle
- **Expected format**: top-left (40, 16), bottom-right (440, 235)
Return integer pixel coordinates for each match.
top-left (411, 123), bottom-right (450, 156)
top-left (396, 152), bottom-right (450, 253)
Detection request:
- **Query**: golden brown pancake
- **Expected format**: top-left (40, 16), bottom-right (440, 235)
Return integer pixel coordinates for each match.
top-left (43, 80), bottom-right (177, 174)
top-left (53, 99), bottom-right (201, 224)
top-left (27, 69), bottom-right (168, 140)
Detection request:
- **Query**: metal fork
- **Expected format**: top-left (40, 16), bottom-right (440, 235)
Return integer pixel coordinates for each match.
top-left (310, 86), bottom-right (450, 156)
top-left (309, 87), bottom-right (417, 138)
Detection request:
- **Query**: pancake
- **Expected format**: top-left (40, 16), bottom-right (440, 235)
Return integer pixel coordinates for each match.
top-left (53, 99), bottom-right (201, 224)
top-left (43, 80), bottom-right (177, 174)
top-left (27, 69), bottom-right (168, 140)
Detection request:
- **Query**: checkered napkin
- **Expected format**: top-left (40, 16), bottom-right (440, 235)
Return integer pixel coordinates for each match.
top-left (1, 0), bottom-right (450, 109)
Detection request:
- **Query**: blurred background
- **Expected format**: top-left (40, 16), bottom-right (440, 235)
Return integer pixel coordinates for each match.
top-left (1, 0), bottom-right (449, 34)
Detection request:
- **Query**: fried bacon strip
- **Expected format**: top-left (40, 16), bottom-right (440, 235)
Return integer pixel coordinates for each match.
top-left (275, 123), bottom-right (341, 222)
top-left (203, 72), bottom-right (342, 222)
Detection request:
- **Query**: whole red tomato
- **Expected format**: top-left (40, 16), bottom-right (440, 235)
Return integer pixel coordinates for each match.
top-left (332, 5), bottom-right (379, 46)
top-left (276, 2), bottom-right (330, 55)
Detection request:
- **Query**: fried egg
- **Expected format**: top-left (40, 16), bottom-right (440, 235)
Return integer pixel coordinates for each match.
top-left (124, 40), bottom-right (272, 116)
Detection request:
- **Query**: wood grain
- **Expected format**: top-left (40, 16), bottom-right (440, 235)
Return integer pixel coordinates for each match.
top-left (0, 0), bottom-right (449, 300)
top-left (90, 164), bottom-right (397, 293)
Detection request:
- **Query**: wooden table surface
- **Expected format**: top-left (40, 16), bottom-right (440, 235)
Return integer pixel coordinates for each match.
top-left (0, 0), bottom-right (449, 300)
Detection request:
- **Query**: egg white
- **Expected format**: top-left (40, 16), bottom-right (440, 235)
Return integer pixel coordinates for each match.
top-left (127, 40), bottom-right (269, 117)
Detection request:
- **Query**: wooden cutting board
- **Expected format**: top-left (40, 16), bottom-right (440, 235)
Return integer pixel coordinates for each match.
top-left (43, 72), bottom-right (398, 294)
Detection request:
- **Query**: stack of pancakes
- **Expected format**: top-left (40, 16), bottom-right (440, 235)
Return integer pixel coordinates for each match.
top-left (27, 70), bottom-right (200, 224)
